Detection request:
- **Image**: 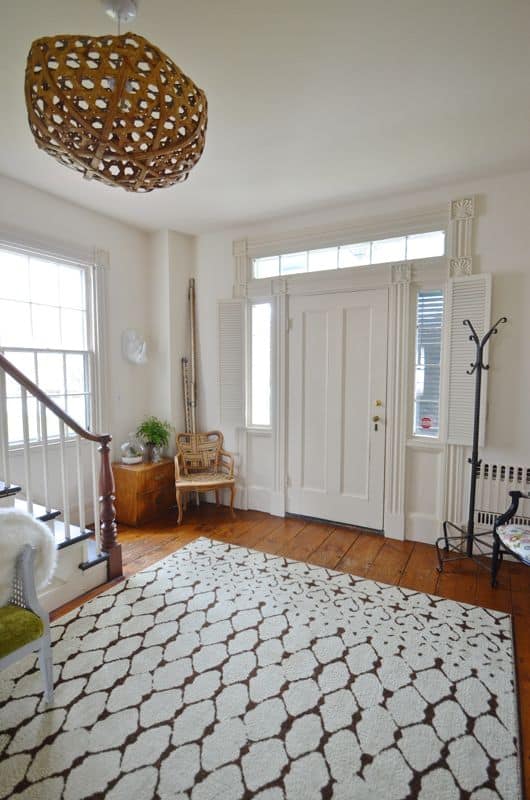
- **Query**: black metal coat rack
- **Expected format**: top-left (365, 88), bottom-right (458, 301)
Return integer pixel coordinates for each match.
top-left (437, 315), bottom-right (508, 571)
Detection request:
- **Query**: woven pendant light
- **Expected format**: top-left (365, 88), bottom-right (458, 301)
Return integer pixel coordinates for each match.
top-left (24, 29), bottom-right (208, 192)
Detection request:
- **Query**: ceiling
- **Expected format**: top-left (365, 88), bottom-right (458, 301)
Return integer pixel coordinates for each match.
top-left (2, 0), bottom-right (530, 234)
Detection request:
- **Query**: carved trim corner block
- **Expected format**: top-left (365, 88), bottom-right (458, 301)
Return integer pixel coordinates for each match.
top-left (93, 248), bottom-right (110, 270)
top-left (449, 257), bottom-right (473, 277)
top-left (391, 262), bottom-right (412, 283)
top-left (272, 277), bottom-right (288, 295)
top-left (233, 238), bottom-right (249, 299)
top-left (232, 238), bottom-right (248, 258)
top-left (450, 197), bottom-right (475, 221)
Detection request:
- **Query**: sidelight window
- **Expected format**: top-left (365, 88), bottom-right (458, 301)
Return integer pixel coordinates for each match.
top-left (413, 289), bottom-right (444, 438)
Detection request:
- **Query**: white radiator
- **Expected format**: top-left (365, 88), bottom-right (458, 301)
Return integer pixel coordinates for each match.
top-left (475, 462), bottom-right (530, 527)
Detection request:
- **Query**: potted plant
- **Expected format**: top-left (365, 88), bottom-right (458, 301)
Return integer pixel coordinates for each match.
top-left (136, 416), bottom-right (172, 462)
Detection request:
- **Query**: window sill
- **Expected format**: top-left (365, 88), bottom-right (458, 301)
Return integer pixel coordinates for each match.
top-left (246, 427), bottom-right (272, 437)
top-left (406, 436), bottom-right (444, 450)
top-left (8, 438), bottom-right (80, 455)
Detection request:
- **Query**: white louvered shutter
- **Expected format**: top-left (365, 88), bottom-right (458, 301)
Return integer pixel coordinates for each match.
top-left (218, 299), bottom-right (245, 427)
top-left (445, 274), bottom-right (492, 446)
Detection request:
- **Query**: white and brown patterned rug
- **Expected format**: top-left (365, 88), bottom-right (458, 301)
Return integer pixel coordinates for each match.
top-left (0, 538), bottom-right (521, 799)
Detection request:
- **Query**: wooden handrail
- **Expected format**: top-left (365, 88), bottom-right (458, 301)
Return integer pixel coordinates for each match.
top-left (0, 352), bottom-right (107, 444)
top-left (0, 352), bottom-right (121, 576)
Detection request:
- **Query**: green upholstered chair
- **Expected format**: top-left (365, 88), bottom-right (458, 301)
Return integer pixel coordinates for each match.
top-left (0, 545), bottom-right (53, 703)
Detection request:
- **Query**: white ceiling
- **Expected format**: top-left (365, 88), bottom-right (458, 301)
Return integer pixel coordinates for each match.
top-left (2, 0), bottom-right (530, 234)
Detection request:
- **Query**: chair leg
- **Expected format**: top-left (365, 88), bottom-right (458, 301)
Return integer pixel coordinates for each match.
top-left (230, 486), bottom-right (236, 518)
top-left (39, 637), bottom-right (54, 704)
top-left (491, 535), bottom-right (501, 588)
top-left (177, 490), bottom-right (183, 525)
top-left (215, 490), bottom-right (221, 507)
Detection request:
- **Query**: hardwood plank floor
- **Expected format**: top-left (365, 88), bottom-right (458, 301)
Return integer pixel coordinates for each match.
top-left (52, 505), bottom-right (530, 799)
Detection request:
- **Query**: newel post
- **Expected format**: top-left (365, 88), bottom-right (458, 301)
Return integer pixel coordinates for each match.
top-left (98, 435), bottom-right (122, 580)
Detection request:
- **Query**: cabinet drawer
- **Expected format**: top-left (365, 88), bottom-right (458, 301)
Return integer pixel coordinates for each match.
top-left (134, 461), bottom-right (174, 493)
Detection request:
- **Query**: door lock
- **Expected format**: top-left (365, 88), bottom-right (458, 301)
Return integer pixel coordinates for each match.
top-left (372, 415), bottom-right (380, 431)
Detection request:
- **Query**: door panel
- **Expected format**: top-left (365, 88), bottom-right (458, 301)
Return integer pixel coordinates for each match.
top-left (287, 289), bottom-right (388, 529)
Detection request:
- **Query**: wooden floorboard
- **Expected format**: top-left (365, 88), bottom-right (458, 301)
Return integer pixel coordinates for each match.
top-left (306, 527), bottom-right (360, 569)
top-left (53, 505), bottom-right (530, 799)
top-left (336, 530), bottom-right (385, 576)
top-left (399, 541), bottom-right (439, 594)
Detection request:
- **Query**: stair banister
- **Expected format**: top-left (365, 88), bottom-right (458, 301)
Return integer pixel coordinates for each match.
top-left (0, 352), bottom-right (120, 578)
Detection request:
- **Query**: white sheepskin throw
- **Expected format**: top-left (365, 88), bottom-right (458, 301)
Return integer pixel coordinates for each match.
top-left (0, 509), bottom-right (57, 606)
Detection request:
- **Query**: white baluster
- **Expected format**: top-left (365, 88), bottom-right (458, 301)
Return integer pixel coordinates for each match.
top-left (21, 388), bottom-right (32, 512)
top-left (59, 420), bottom-right (70, 538)
top-left (40, 404), bottom-right (50, 512)
top-left (0, 368), bottom-right (9, 484)
top-left (76, 436), bottom-right (86, 533)
top-left (91, 443), bottom-right (101, 554)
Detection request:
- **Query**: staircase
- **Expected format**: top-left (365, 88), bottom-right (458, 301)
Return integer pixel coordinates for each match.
top-left (0, 353), bottom-right (122, 612)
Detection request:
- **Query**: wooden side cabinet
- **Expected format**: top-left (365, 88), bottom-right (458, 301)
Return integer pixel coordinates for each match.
top-left (113, 458), bottom-right (175, 527)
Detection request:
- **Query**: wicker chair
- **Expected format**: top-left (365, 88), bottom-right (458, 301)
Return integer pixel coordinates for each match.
top-left (174, 431), bottom-right (236, 524)
top-left (0, 545), bottom-right (53, 703)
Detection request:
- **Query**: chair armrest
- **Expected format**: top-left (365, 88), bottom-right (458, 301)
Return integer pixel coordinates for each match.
top-left (174, 454), bottom-right (182, 480)
top-left (13, 546), bottom-right (49, 624)
top-left (219, 449), bottom-right (235, 477)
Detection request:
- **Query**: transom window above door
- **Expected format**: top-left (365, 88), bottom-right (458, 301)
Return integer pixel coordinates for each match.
top-left (252, 230), bottom-right (445, 279)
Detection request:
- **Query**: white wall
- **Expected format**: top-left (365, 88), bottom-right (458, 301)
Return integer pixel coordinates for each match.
top-left (148, 229), bottom-right (195, 452)
top-left (194, 169), bottom-right (530, 541)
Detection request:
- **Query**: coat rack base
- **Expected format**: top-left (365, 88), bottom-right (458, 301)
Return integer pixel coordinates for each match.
top-left (435, 521), bottom-right (498, 574)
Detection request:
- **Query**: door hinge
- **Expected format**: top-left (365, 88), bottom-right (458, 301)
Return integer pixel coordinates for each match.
top-left (287, 318), bottom-right (293, 331)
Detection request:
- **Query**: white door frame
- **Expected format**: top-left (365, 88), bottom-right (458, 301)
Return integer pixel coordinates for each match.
top-left (231, 198), bottom-right (478, 540)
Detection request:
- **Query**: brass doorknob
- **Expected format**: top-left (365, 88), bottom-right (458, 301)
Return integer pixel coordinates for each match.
top-left (375, 400), bottom-right (383, 407)
top-left (372, 415), bottom-right (380, 422)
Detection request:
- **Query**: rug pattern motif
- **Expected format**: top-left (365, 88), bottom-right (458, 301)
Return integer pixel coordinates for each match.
top-left (0, 537), bottom-right (520, 799)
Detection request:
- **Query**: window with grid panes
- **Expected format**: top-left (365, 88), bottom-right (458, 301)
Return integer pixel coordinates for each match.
top-left (0, 247), bottom-right (93, 446)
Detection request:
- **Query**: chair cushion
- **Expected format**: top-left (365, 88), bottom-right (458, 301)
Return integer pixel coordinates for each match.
top-left (176, 472), bottom-right (235, 489)
top-left (497, 525), bottom-right (530, 565)
top-left (0, 605), bottom-right (44, 658)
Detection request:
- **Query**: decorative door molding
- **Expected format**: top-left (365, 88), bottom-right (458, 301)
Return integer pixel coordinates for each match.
top-left (231, 196), bottom-right (479, 538)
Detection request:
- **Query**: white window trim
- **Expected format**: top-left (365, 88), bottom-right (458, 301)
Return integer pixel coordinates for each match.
top-left (0, 228), bottom-right (111, 445)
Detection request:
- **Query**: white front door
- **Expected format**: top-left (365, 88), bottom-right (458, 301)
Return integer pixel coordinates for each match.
top-left (287, 289), bottom-right (388, 529)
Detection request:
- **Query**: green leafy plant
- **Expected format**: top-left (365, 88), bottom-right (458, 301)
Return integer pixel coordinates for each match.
top-left (136, 416), bottom-right (172, 449)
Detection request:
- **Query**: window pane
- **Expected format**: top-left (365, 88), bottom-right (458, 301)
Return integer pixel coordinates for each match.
top-left (406, 230), bottom-right (445, 259)
top-left (37, 352), bottom-right (64, 396)
top-left (61, 308), bottom-right (87, 349)
top-left (32, 304), bottom-right (61, 348)
top-left (250, 303), bottom-right (271, 426)
top-left (308, 247), bottom-right (338, 273)
top-left (414, 290), bottom-right (444, 437)
top-left (7, 397), bottom-right (39, 444)
top-left (67, 394), bottom-right (89, 428)
top-left (65, 353), bottom-right (87, 393)
top-left (371, 236), bottom-right (406, 264)
top-left (280, 252), bottom-right (307, 275)
top-left (339, 242), bottom-right (371, 268)
top-left (0, 250), bottom-right (30, 301)
top-left (4, 351), bottom-right (35, 397)
top-left (253, 257), bottom-right (279, 279)
top-left (29, 258), bottom-right (60, 306)
top-left (0, 300), bottom-right (32, 347)
top-left (60, 265), bottom-right (85, 309)
top-left (44, 405), bottom-right (60, 439)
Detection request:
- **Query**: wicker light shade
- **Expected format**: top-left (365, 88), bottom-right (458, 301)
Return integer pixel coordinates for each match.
top-left (25, 32), bottom-right (207, 192)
